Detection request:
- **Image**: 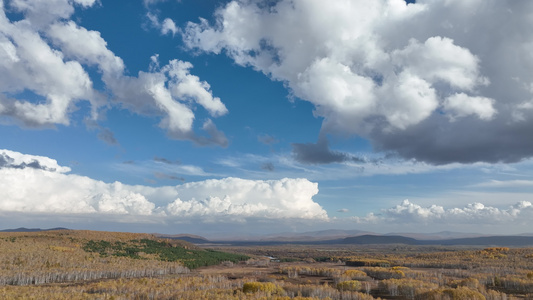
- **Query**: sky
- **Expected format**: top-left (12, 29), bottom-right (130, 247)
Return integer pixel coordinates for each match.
top-left (1, 0), bottom-right (533, 238)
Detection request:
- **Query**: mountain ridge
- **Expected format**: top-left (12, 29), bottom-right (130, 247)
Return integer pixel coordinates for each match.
top-left (4, 228), bottom-right (533, 246)
top-left (0, 227), bottom-right (69, 232)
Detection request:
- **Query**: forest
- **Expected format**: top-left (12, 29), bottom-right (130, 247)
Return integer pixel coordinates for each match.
top-left (1, 230), bottom-right (533, 299)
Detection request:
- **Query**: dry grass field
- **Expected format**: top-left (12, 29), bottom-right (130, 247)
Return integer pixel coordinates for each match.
top-left (1, 230), bottom-right (533, 299)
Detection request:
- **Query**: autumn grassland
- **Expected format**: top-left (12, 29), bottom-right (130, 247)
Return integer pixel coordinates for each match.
top-left (1, 230), bottom-right (533, 299)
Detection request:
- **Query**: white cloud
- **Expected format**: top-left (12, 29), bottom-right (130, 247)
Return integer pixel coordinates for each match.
top-left (378, 71), bottom-right (438, 130)
top-left (343, 195), bottom-right (533, 234)
top-left (47, 20), bottom-right (125, 76)
top-left (163, 60), bottom-right (228, 117)
top-left (161, 18), bottom-right (178, 36)
top-left (7, 0), bottom-right (80, 28)
top-left (385, 199), bottom-right (447, 221)
top-left (0, 149), bottom-right (71, 173)
top-left (182, 0), bottom-right (533, 163)
top-left (0, 167), bottom-right (155, 214)
top-left (145, 11), bottom-right (179, 36)
top-left (72, 0), bottom-right (96, 7)
top-left (144, 69), bottom-right (196, 134)
top-left (146, 12), bottom-right (160, 28)
top-left (106, 57), bottom-right (228, 146)
top-left (352, 212), bottom-right (379, 224)
top-left (443, 93), bottom-right (496, 121)
top-left (182, 1), bottom-right (487, 133)
top-left (391, 36), bottom-right (487, 91)
top-left (0, 0), bottom-right (228, 145)
top-left (167, 177), bottom-right (326, 219)
top-left (0, 13), bottom-right (97, 126)
top-left (512, 100), bottom-right (533, 122)
top-left (0, 149), bottom-right (327, 222)
top-left (380, 199), bottom-right (533, 225)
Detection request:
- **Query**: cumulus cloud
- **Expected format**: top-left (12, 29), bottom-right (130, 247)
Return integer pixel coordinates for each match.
top-left (161, 18), bottom-right (178, 36)
top-left (0, 149), bottom-right (71, 172)
top-left (346, 198), bottom-right (533, 233)
top-left (183, 0), bottom-right (533, 164)
top-left (108, 56), bottom-right (228, 146)
top-left (0, 0), bottom-right (228, 146)
top-left (380, 199), bottom-right (533, 225)
top-left (0, 149), bottom-right (327, 222)
top-left (146, 12), bottom-right (179, 36)
top-left (166, 177), bottom-right (326, 220)
top-left (0, 15), bottom-right (97, 126)
top-left (0, 153), bottom-right (155, 215)
top-left (443, 93), bottom-right (496, 121)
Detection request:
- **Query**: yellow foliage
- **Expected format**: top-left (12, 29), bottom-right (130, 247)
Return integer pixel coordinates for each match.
top-left (478, 247), bottom-right (509, 259)
top-left (242, 281), bottom-right (284, 295)
top-left (417, 287), bottom-right (485, 300)
top-left (343, 269), bottom-right (367, 279)
top-left (0, 230), bottom-right (189, 286)
top-left (336, 280), bottom-right (361, 291)
top-left (363, 267), bottom-right (405, 280)
top-left (484, 247), bottom-right (510, 253)
top-left (4, 230), bottom-right (533, 299)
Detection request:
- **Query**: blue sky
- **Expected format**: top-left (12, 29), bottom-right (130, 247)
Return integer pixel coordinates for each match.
top-left (2, 0), bottom-right (533, 238)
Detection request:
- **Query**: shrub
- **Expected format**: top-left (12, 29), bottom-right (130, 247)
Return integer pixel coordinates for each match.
top-left (363, 267), bottom-right (405, 280)
top-left (417, 287), bottom-right (485, 300)
top-left (343, 270), bottom-right (367, 280)
top-left (337, 280), bottom-right (362, 291)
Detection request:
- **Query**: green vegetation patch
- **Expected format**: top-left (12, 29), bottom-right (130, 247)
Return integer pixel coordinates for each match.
top-left (83, 239), bottom-right (249, 269)
top-left (346, 258), bottom-right (391, 267)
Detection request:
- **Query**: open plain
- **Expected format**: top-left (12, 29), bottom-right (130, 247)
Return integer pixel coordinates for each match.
top-left (1, 230), bottom-right (533, 299)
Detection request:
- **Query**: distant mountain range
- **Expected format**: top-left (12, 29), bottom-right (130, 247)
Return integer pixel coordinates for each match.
top-left (201, 234), bottom-right (533, 247)
top-left (336, 234), bottom-right (533, 247)
top-left (0, 227), bottom-right (69, 232)
top-left (258, 229), bottom-right (376, 241)
top-left (384, 231), bottom-right (486, 240)
top-left (4, 228), bottom-right (533, 246)
top-left (161, 230), bottom-right (533, 247)
top-left (202, 229), bottom-right (490, 242)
